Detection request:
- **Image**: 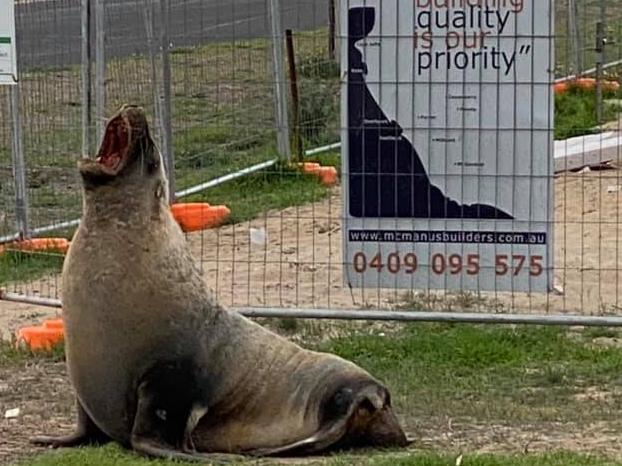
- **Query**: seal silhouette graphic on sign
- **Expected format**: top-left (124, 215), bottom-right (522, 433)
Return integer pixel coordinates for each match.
top-left (347, 7), bottom-right (514, 220)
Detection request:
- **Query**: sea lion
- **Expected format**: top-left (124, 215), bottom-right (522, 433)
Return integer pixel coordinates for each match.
top-left (31, 105), bottom-right (409, 460)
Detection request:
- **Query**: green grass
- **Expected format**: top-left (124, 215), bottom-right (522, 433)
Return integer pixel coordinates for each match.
top-left (6, 324), bottom-right (622, 465)
top-left (0, 339), bottom-right (65, 368)
top-left (318, 323), bottom-right (622, 423)
top-left (13, 445), bottom-right (622, 466)
top-left (555, 85), bottom-right (621, 140)
top-left (188, 169), bottom-right (328, 225)
top-left (0, 250), bottom-right (64, 285)
top-left (185, 154), bottom-right (339, 224)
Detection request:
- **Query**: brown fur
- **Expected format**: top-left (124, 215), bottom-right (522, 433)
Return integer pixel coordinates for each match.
top-left (31, 105), bottom-right (408, 460)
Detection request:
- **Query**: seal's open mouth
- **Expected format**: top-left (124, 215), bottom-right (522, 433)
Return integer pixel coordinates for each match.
top-left (95, 115), bottom-right (130, 174)
top-left (79, 105), bottom-right (150, 182)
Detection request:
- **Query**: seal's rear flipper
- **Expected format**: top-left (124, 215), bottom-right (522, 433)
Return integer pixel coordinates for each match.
top-left (247, 418), bottom-right (349, 457)
top-left (131, 436), bottom-right (243, 464)
top-left (30, 399), bottom-right (110, 448)
top-left (249, 385), bottom-right (409, 457)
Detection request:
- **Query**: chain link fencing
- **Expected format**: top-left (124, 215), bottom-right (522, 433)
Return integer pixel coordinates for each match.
top-left (0, 0), bottom-right (621, 318)
top-left (2, 2), bottom-right (622, 462)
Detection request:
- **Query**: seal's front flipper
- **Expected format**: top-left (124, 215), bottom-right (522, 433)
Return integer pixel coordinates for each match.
top-left (31, 398), bottom-right (110, 448)
top-left (130, 389), bottom-right (243, 463)
top-left (130, 365), bottom-right (245, 463)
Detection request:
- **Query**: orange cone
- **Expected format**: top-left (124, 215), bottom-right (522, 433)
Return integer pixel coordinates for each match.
top-left (171, 203), bottom-right (231, 232)
top-left (2, 238), bottom-right (69, 255)
top-left (317, 166), bottom-right (338, 186)
top-left (297, 161), bottom-right (339, 186)
top-left (555, 78), bottom-right (620, 94)
top-left (16, 325), bottom-right (64, 351)
top-left (42, 319), bottom-right (64, 330)
top-left (299, 162), bottom-right (321, 174)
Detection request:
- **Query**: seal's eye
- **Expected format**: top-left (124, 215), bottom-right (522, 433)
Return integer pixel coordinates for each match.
top-left (322, 387), bottom-right (354, 422)
top-left (147, 159), bottom-right (160, 174)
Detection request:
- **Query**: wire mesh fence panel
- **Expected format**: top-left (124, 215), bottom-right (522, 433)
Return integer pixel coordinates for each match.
top-left (0, 0), bottom-right (84, 299)
top-left (0, 86), bottom-right (15, 239)
top-left (178, 2), bottom-right (336, 309)
top-left (191, 0), bottom-right (621, 314)
top-left (0, 0), bottom-right (621, 318)
top-left (552, 0), bottom-right (622, 317)
top-left (3, 3), bottom-right (622, 462)
top-left (0, 0), bottom-right (83, 233)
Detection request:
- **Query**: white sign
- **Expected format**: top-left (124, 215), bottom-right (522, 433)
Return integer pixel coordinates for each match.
top-left (342, 0), bottom-right (554, 292)
top-left (0, 0), bottom-right (17, 85)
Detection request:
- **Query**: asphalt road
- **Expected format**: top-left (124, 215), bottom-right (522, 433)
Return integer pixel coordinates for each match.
top-left (16, 0), bottom-right (329, 69)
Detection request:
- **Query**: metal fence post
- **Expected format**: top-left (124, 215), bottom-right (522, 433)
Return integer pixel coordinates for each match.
top-left (595, 20), bottom-right (606, 125)
top-left (568, 0), bottom-right (583, 76)
top-left (81, 0), bottom-right (92, 156)
top-left (285, 29), bottom-right (303, 162)
top-left (94, 0), bottom-right (105, 141)
top-left (9, 85), bottom-right (29, 239)
top-left (595, 0), bottom-right (609, 126)
top-left (334, 0), bottom-right (341, 65)
top-left (268, 0), bottom-right (291, 161)
top-left (328, 0), bottom-right (336, 61)
top-left (159, 0), bottom-right (175, 202)
top-left (143, 0), bottom-right (163, 153)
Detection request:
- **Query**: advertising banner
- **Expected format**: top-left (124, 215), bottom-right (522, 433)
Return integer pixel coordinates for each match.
top-left (342, 0), bottom-right (554, 292)
top-left (0, 0), bottom-right (17, 85)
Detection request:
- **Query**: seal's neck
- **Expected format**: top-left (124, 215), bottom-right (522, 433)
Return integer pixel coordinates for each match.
top-left (82, 183), bottom-right (167, 230)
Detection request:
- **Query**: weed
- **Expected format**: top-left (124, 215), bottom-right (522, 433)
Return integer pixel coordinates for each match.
top-left (584, 327), bottom-right (620, 340)
top-left (395, 291), bottom-right (505, 313)
top-left (0, 338), bottom-right (65, 368)
top-left (276, 317), bottom-right (300, 333)
top-left (0, 250), bottom-right (64, 285)
top-left (299, 78), bottom-right (340, 147)
top-left (184, 161), bottom-right (331, 225)
top-left (555, 85), bottom-right (621, 140)
top-left (298, 55), bottom-right (340, 80)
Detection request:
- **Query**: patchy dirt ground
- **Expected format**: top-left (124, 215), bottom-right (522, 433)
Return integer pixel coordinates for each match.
top-left (0, 360), bottom-right (72, 465)
top-left (2, 357), bottom-right (622, 465)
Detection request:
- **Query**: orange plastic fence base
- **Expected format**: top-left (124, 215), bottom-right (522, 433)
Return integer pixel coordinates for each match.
top-left (43, 319), bottom-right (64, 330)
top-left (171, 203), bottom-right (231, 232)
top-left (16, 318), bottom-right (64, 351)
top-left (317, 167), bottom-right (338, 186)
top-left (298, 162), bottom-right (339, 186)
top-left (0, 238), bottom-right (69, 255)
top-left (300, 162), bottom-right (321, 174)
top-left (555, 78), bottom-right (620, 95)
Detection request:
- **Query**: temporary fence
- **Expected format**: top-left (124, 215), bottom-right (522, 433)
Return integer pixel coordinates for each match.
top-left (0, 0), bottom-right (621, 324)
